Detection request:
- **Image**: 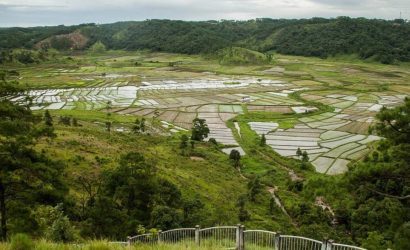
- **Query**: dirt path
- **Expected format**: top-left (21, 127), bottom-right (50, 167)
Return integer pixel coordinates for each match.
top-left (237, 167), bottom-right (247, 180)
top-left (236, 167), bottom-right (294, 224)
top-left (234, 122), bottom-right (241, 139)
top-left (267, 186), bottom-right (290, 217)
top-left (231, 124), bottom-right (299, 226)
top-left (315, 196), bottom-right (337, 225)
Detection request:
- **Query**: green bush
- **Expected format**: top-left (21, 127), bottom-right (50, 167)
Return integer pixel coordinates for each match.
top-left (10, 233), bottom-right (34, 250)
top-left (395, 222), bottom-right (410, 250)
top-left (89, 41), bottom-right (106, 54)
top-left (217, 47), bottom-right (270, 65)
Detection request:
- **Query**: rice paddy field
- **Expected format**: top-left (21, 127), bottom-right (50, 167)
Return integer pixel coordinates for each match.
top-left (6, 50), bottom-right (410, 175)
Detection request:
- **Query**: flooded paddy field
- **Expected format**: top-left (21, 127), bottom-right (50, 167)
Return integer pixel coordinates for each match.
top-left (7, 51), bottom-right (410, 175)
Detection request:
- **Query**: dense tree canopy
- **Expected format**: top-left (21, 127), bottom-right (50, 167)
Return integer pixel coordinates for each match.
top-left (1, 18), bottom-right (409, 63)
top-left (273, 17), bottom-right (410, 63)
top-left (0, 71), bottom-right (67, 239)
top-left (342, 98), bottom-right (410, 249)
top-left (76, 152), bottom-right (198, 238)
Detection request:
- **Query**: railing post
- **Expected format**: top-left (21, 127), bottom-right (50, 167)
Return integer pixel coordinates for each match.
top-left (158, 230), bottom-right (162, 244)
top-left (327, 239), bottom-right (334, 250)
top-left (321, 238), bottom-right (328, 250)
top-left (195, 225), bottom-right (200, 245)
top-left (274, 231), bottom-right (281, 250)
top-left (236, 224), bottom-right (241, 250)
top-left (127, 236), bottom-right (131, 247)
top-left (239, 225), bottom-right (245, 250)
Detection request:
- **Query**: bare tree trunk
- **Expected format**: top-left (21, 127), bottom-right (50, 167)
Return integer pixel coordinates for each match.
top-left (0, 181), bottom-right (7, 240)
top-left (366, 187), bottom-right (410, 200)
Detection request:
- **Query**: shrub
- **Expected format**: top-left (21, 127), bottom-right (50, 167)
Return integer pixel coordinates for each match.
top-left (208, 138), bottom-right (217, 145)
top-left (395, 222), bottom-right (410, 250)
top-left (10, 233), bottom-right (34, 250)
top-left (89, 41), bottom-right (106, 54)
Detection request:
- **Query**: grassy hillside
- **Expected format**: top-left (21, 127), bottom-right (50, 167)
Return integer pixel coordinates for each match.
top-left (34, 112), bottom-right (294, 236)
top-left (217, 47), bottom-right (271, 65)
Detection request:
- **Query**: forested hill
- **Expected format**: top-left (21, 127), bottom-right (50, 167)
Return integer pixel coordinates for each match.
top-left (1, 17), bottom-right (409, 63)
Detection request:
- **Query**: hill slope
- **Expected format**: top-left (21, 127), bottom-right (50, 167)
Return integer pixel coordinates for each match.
top-left (1, 18), bottom-right (409, 63)
top-left (217, 47), bottom-right (271, 65)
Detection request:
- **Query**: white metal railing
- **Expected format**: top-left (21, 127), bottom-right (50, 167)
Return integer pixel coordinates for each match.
top-left (128, 233), bottom-right (158, 245)
top-left (126, 225), bottom-right (366, 250)
top-left (279, 235), bottom-right (322, 250)
top-left (244, 230), bottom-right (277, 250)
top-left (199, 225), bottom-right (238, 248)
top-left (331, 242), bottom-right (367, 250)
top-left (160, 227), bottom-right (196, 244)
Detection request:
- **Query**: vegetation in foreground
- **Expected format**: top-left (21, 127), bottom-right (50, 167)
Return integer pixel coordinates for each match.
top-left (1, 241), bottom-right (230, 250)
top-left (0, 234), bottom-right (219, 250)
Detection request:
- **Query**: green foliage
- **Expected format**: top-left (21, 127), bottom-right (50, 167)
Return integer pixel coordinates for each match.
top-left (274, 17), bottom-right (410, 63)
top-left (208, 138), bottom-right (218, 146)
top-left (89, 41), bottom-right (106, 54)
top-left (229, 149), bottom-right (241, 168)
top-left (41, 204), bottom-right (78, 243)
top-left (295, 148), bottom-right (310, 169)
top-left (248, 177), bottom-right (263, 202)
top-left (301, 151), bottom-right (309, 162)
top-left (59, 116), bottom-right (72, 126)
top-left (0, 73), bottom-right (67, 240)
top-left (373, 97), bottom-right (410, 144)
top-left (296, 147), bottom-right (302, 157)
top-left (106, 152), bottom-right (157, 221)
top-left (182, 196), bottom-right (205, 226)
top-left (72, 118), bottom-right (79, 127)
top-left (269, 197), bottom-right (275, 215)
top-left (105, 121), bottom-right (111, 132)
top-left (344, 98), bottom-right (410, 247)
top-left (50, 37), bottom-right (72, 50)
top-left (180, 134), bottom-right (189, 149)
top-left (237, 195), bottom-right (250, 222)
top-left (179, 134), bottom-right (190, 155)
top-left (351, 198), bottom-right (406, 240)
top-left (14, 50), bottom-right (36, 64)
top-left (1, 47), bottom-right (409, 246)
top-left (0, 24), bottom-right (79, 50)
top-left (85, 241), bottom-right (115, 250)
top-left (44, 110), bottom-right (53, 126)
top-left (2, 18), bottom-right (409, 63)
top-left (289, 202), bottom-right (329, 233)
top-left (394, 222), bottom-right (410, 250)
top-left (259, 134), bottom-right (266, 146)
top-left (132, 118), bottom-right (146, 134)
top-left (150, 206), bottom-right (183, 229)
top-left (0, 50), bottom-right (49, 65)
top-left (10, 233), bottom-right (34, 250)
top-left (191, 118), bottom-right (210, 141)
top-left (79, 152), bottom-right (187, 238)
top-left (361, 231), bottom-right (391, 250)
top-left (217, 47), bottom-right (270, 65)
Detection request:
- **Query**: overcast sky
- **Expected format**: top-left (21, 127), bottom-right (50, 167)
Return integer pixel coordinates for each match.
top-left (0, 0), bottom-right (409, 27)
